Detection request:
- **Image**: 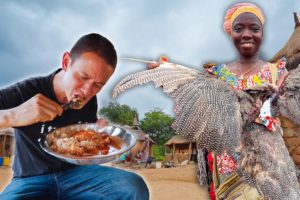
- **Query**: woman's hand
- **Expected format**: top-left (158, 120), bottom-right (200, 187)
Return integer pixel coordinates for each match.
top-left (96, 118), bottom-right (108, 128)
top-left (267, 83), bottom-right (280, 94)
top-left (147, 62), bottom-right (160, 69)
top-left (147, 56), bottom-right (169, 69)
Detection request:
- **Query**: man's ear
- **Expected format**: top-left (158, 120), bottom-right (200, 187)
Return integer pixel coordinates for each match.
top-left (62, 52), bottom-right (72, 71)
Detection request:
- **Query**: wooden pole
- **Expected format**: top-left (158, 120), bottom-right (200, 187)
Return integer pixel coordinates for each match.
top-left (172, 143), bottom-right (175, 160)
top-left (2, 133), bottom-right (7, 157)
top-left (188, 143), bottom-right (192, 161)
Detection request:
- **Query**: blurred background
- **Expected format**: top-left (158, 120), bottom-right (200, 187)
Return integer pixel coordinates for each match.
top-left (0, 0), bottom-right (299, 117)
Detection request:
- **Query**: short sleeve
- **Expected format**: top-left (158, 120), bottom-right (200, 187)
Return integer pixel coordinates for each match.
top-left (0, 78), bottom-right (39, 110)
top-left (0, 83), bottom-right (24, 109)
top-left (203, 63), bottom-right (219, 75)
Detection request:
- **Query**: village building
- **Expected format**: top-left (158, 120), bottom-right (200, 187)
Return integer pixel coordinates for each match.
top-left (0, 128), bottom-right (14, 166)
top-left (164, 135), bottom-right (197, 164)
top-left (270, 13), bottom-right (300, 70)
top-left (270, 12), bottom-right (300, 169)
top-left (124, 116), bottom-right (156, 161)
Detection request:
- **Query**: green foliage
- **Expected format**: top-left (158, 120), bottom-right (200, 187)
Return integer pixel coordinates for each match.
top-left (152, 145), bottom-right (165, 161)
top-left (140, 108), bottom-right (175, 145)
top-left (155, 155), bottom-right (165, 161)
top-left (98, 102), bottom-right (138, 125)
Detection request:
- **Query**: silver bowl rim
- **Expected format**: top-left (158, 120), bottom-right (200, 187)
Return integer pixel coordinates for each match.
top-left (38, 123), bottom-right (137, 162)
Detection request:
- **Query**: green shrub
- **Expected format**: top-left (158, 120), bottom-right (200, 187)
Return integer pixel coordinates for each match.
top-left (152, 145), bottom-right (165, 161)
top-left (155, 155), bottom-right (165, 161)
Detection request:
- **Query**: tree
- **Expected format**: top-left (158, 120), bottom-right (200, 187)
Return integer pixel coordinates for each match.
top-left (140, 108), bottom-right (175, 145)
top-left (98, 102), bottom-right (138, 125)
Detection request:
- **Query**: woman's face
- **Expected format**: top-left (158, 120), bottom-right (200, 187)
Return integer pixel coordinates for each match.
top-left (231, 13), bottom-right (263, 58)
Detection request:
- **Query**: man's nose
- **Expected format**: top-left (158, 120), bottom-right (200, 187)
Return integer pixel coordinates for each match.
top-left (81, 83), bottom-right (93, 96)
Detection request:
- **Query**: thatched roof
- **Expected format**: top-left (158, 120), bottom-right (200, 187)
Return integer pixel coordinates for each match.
top-left (132, 115), bottom-right (139, 126)
top-left (270, 12), bottom-right (300, 70)
top-left (164, 135), bottom-right (192, 146)
top-left (124, 126), bottom-right (156, 144)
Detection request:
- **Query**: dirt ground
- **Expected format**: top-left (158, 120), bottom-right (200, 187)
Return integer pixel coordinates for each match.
top-left (0, 164), bottom-right (210, 200)
top-left (0, 166), bottom-right (12, 193)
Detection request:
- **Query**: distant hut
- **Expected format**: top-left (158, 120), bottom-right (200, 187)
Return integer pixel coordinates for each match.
top-left (125, 115), bottom-right (156, 160)
top-left (164, 135), bottom-right (197, 163)
top-left (0, 128), bottom-right (14, 158)
top-left (270, 12), bottom-right (300, 70)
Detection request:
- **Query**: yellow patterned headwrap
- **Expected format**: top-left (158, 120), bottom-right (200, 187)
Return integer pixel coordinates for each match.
top-left (224, 3), bottom-right (265, 35)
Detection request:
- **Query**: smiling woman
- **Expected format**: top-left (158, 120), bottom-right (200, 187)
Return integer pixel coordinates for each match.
top-left (117, 2), bottom-right (298, 200)
top-left (207, 3), bottom-right (288, 91)
top-left (231, 13), bottom-right (263, 61)
top-left (222, 3), bottom-right (268, 82)
top-left (203, 2), bottom-right (291, 200)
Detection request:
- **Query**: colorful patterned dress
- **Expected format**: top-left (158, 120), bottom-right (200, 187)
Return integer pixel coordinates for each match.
top-left (205, 58), bottom-right (287, 199)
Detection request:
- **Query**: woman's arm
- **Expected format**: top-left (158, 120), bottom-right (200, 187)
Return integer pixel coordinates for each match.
top-left (277, 69), bottom-right (289, 87)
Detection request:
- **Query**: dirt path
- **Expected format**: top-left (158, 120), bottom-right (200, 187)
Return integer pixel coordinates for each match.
top-left (119, 164), bottom-right (210, 200)
top-left (0, 165), bottom-right (210, 200)
top-left (0, 166), bottom-right (12, 192)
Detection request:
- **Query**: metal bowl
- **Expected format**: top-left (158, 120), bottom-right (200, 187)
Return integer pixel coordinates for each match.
top-left (39, 123), bottom-right (136, 165)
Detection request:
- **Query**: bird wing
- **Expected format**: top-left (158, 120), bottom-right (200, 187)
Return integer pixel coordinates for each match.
top-left (112, 62), bottom-right (244, 154)
top-left (277, 65), bottom-right (300, 128)
top-left (112, 62), bottom-right (200, 97)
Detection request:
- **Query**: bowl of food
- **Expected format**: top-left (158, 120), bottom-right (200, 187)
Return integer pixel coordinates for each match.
top-left (39, 123), bottom-right (136, 165)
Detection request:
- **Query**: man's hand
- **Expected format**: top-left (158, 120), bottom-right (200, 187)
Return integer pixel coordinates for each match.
top-left (7, 93), bottom-right (63, 127)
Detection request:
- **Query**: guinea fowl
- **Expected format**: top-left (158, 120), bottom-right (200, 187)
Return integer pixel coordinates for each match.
top-left (112, 61), bottom-right (300, 200)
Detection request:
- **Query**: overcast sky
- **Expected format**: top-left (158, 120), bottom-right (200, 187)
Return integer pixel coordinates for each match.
top-left (0, 0), bottom-right (299, 119)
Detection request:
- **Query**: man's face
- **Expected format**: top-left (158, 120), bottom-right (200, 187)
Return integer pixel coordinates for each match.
top-left (62, 52), bottom-right (114, 108)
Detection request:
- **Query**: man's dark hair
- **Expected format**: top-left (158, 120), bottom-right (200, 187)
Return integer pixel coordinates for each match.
top-left (70, 33), bottom-right (117, 69)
